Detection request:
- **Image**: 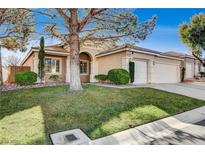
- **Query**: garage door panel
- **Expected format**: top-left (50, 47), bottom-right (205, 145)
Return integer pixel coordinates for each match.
top-left (152, 62), bottom-right (179, 83)
top-left (186, 63), bottom-right (194, 79)
top-left (133, 60), bottom-right (147, 84)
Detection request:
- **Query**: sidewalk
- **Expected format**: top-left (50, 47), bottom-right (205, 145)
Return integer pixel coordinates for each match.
top-left (90, 106), bottom-right (205, 145)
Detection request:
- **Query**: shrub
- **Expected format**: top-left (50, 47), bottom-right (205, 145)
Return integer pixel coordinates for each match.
top-left (94, 74), bottom-right (108, 81)
top-left (15, 71), bottom-right (37, 85)
top-left (199, 72), bottom-right (205, 77)
top-left (49, 74), bottom-right (60, 82)
top-left (129, 61), bottom-right (135, 83)
top-left (181, 67), bottom-right (185, 82)
top-left (108, 68), bottom-right (130, 85)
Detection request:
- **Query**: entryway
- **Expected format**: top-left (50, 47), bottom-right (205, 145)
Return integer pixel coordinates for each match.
top-left (79, 52), bottom-right (92, 83)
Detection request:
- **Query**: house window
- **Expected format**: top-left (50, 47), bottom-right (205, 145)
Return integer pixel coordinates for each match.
top-left (56, 60), bottom-right (60, 73)
top-left (80, 60), bottom-right (88, 74)
top-left (44, 58), bottom-right (60, 73)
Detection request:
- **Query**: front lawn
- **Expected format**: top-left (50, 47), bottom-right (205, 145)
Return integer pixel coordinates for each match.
top-left (0, 84), bottom-right (205, 144)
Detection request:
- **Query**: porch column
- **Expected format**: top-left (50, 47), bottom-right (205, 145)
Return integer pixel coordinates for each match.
top-left (90, 58), bottom-right (98, 82)
top-left (121, 56), bottom-right (130, 71)
top-left (148, 59), bottom-right (154, 83)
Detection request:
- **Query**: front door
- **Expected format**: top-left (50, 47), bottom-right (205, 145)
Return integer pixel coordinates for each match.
top-left (80, 60), bottom-right (90, 83)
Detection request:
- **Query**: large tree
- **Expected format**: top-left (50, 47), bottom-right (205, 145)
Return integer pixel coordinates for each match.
top-left (43, 8), bottom-right (156, 91)
top-left (0, 9), bottom-right (34, 85)
top-left (179, 13), bottom-right (205, 67)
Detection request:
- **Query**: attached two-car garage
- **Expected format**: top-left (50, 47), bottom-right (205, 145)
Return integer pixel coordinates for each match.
top-left (132, 59), bottom-right (180, 84)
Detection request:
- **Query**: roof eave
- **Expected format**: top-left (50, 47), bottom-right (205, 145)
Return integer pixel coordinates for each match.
top-left (96, 47), bottom-right (184, 61)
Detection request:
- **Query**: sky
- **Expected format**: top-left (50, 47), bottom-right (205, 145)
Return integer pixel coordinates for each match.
top-left (2, 8), bottom-right (205, 65)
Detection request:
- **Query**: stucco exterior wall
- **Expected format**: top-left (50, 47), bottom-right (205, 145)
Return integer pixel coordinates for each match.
top-left (2, 66), bottom-right (8, 82)
top-left (96, 51), bottom-right (126, 74)
top-left (22, 52), bottom-right (35, 71)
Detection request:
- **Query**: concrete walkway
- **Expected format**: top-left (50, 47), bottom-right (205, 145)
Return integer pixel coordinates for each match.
top-left (92, 83), bottom-right (149, 89)
top-left (90, 106), bottom-right (205, 145)
top-left (150, 83), bottom-right (205, 100)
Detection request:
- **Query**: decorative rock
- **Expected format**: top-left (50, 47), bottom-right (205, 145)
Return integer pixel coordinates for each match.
top-left (0, 82), bottom-right (69, 92)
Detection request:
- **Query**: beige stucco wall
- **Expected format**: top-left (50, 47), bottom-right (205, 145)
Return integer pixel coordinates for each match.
top-left (96, 51), bottom-right (126, 74)
top-left (2, 66), bottom-right (8, 82)
top-left (22, 53), bottom-right (35, 71)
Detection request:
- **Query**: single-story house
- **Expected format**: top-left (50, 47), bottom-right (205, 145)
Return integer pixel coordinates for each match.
top-left (21, 44), bottom-right (204, 84)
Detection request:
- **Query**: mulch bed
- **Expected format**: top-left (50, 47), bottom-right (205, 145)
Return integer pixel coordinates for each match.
top-left (0, 82), bottom-right (69, 92)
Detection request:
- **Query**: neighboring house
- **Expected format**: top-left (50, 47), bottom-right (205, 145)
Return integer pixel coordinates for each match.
top-left (21, 44), bottom-right (203, 84)
top-left (162, 51), bottom-right (205, 79)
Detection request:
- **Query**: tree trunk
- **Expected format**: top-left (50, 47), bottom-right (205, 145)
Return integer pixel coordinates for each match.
top-left (0, 46), bottom-right (3, 86)
top-left (69, 9), bottom-right (83, 91)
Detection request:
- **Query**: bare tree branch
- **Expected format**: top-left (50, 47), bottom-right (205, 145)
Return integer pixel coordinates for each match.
top-left (78, 8), bottom-right (107, 32)
top-left (56, 8), bottom-right (70, 24)
top-left (192, 52), bottom-right (205, 66)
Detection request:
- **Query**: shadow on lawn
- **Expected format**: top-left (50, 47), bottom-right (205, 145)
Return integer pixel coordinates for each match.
top-left (0, 85), bottom-right (205, 144)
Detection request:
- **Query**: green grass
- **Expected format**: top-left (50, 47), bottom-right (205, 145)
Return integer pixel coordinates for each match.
top-left (0, 84), bottom-right (204, 144)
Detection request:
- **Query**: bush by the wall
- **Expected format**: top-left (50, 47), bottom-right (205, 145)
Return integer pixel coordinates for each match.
top-left (15, 71), bottom-right (37, 85)
top-left (108, 68), bottom-right (130, 85)
top-left (94, 74), bottom-right (108, 81)
top-left (49, 74), bottom-right (60, 82)
top-left (129, 61), bottom-right (135, 83)
top-left (200, 72), bottom-right (205, 77)
top-left (181, 67), bottom-right (185, 82)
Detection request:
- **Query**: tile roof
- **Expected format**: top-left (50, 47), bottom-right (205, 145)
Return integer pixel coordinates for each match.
top-left (96, 44), bottom-right (162, 56)
top-left (32, 44), bottom-right (67, 53)
top-left (162, 51), bottom-right (195, 59)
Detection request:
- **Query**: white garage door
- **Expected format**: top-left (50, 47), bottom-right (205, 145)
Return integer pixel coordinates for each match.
top-left (185, 63), bottom-right (194, 78)
top-left (133, 60), bottom-right (147, 84)
top-left (152, 62), bottom-right (179, 83)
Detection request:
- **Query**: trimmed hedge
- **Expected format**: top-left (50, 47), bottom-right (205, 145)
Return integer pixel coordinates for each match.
top-left (181, 67), bottom-right (185, 82)
top-left (15, 71), bottom-right (37, 85)
top-left (129, 61), bottom-right (135, 83)
top-left (108, 68), bottom-right (130, 85)
top-left (95, 74), bottom-right (108, 81)
top-left (200, 72), bottom-right (205, 77)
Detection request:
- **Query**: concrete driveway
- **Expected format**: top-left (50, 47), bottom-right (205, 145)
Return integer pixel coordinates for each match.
top-left (150, 83), bottom-right (205, 100)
